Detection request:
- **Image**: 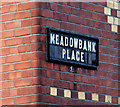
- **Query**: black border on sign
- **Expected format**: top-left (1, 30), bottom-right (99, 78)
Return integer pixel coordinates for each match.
top-left (46, 28), bottom-right (99, 70)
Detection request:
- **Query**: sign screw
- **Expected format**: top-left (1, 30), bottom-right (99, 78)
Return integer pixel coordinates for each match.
top-left (70, 66), bottom-right (73, 72)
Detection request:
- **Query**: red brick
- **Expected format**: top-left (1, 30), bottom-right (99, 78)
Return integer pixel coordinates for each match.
top-left (96, 86), bottom-right (109, 94)
top-left (61, 22), bottom-right (75, 31)
top-left (22, 52), bottom-right (45, 61)
top-left (0, 40), bottom-right (6, 47)
top-left (6, 21), bottom-right (21, 30)
top-left (1, 73), bottom-right (6, 81)
top-left (72, 8), bottom-right (85, 17)
top-left (22, 86), bottom-right (37, 95)
top-left (46, 70), bottom-right (60, 79)
top-left (15, 61), bottom-right (31, 70)
top-left (2, 89), bottom-right (9, 97)
top-left (82, 85), bottom-right (95, 93)
top-left (81, 18), bottom-right (95, 27)
top-left (2, 13), bottom-right (14, 22)
top-left (99, 38), bottom-right (108, 46)
top-left (10, 4), bottom-right (17, 12)
top-left (108, 72), bottom-right (118, 80)
top-left (31, 26), bottom-right (46, 34)
top-left (22, 19), bottom-right (31, 27)
top-left (46, 19), bottom-right (60, 28)
top-left (114, 81), bottom-right (120, 88)
top-left (15, 11), bottom-right (30, 19)
top-left (54, 12), bottom-right (68, 21)
top-left (31, 17), bottom-right (46, 26)
top-left (88, 28), bottom-right (101, 36)
top-left (92, 12), bottom-right (107, 22)
top-left (99, 54), bottom-right (106, 62)
top-left (57, 5), bottom-right (71, 14)
top-left (7, 54), bottom-right (22, 63)
top-left (96, 70), bottom-right (108, 79)
top-left (40, 60), bottom-right (53, 69)
top-left (10, 88), bottom-right (17, 97)
top-left (75, 75), bottom-right (88, 83)
top-left (50, 3), bottom-right (57, 11)
top-left (68, 2), bottom-right (81, 8)
top-left (23, 36), bottom-right (31, 44)
top-left (22, 70), bottom-right (33, 78)
top-left (88, 77), bottom-right (101, 85)
top-left (15, 27), bottom-right (30, 37)
top-left (2, 47), bottom-right (9, 55)
top-left (54, 80), bottom-right (68, 89)
top-left (102, 79), bottom-right (114, 87)
top-left (2, 5), bottom-right (9, 13)
top-left (18, 45), bottom-right (26, 53)
top-left (112, 96), bottom-right (118, 104)
top-left (30, 35), bottom-right (46, 43)
top-left (2, 80), bottom-right (14, 89)
top-left (2, 98), bottom-right (14, 105)
top-left (15, 96), bottom-right (31, 104)
top-left (61, 73), bottom-right (74, 82)
top-left (1, 57), bottom-right (6, 64)
top-left (109, 40), bottom-right (119, 49)
top-left (26, 45), bottom-right (31, 52)
top-left (31, 9), bottom-right (53, 18)
top-left (81, 2), bottom-right (104, 13)
top-left (18, 3), bottom-right (22, 11)
top-left (95, 21), bottom-right (109, 30)
top-left (6, 71), bottom-right (22, 80)
top-left (22, 2), bottom-right (40, 10)
top-left (6, 38), bottom-right (22, 46)
top-left (32, 69), bottom-right (46, 77)
top-left (76, 84), bottom-right (82, 91)
top-left (68, 15), bottom-right (82, 24)
top-left (109, 89), bottom-right (119, 96)
top-left (75, 25), bottom-right (88, 34)
top-left (32, 77), bottom-right (54, 86)
top-left (15, 78), bottom-right (31, 87)
top-left (1, 1), bottom-right (14, 5)
top-left (102, 31), bottom-right (114, 39)
top-left (10, 46), bottom-right (18, 54)
top-left (2, 64), bottom-right (14, 72)
top-left (0, 23), bottom-right (5, 31)
top-left (18, 88), bottom-right (23, 95)
top-left (2, 30), bottom-right (14, 39)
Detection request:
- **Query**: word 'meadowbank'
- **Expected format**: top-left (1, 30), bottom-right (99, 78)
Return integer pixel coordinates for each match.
top-left (47, 28), bottom-right (99, 69)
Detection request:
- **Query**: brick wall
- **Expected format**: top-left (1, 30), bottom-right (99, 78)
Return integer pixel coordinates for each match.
top-left (0, 0), bottom-right (120, 105)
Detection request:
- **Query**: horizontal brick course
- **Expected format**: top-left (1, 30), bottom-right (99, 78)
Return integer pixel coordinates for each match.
top-left (1, 1), bottom-right (119, 106)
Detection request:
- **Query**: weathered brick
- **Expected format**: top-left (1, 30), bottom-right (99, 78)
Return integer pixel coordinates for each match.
top-left (10, 4), bottom-right (17, 12)
top-left (2, 89), bottom-right (9, 98)
top-left (15, 96), bottom-right (31, 104)
top-left (2, 80), bottom-right (14, 89)
top-left (6, 38), bottom-right (22, 46)
top-left (2, 47), bottom-right (9, 55)
top-left (15, 11), bottom-right (30, 19)
top-left (2, 30), bottom-right (14, 39)
top-left (2, 5), bottom-right (9, 13)
top-left (2, 13), bottom-right (14, 22)
top-left (6, 71), bottom-right (22, 80)
top-left (61, 73), bottom-right (74, 82)
top-left (6, 21), bottom-right (21, 30)
top-left (2, 98), bottom-right (14, 105)
top-left (15, 78), bottom-right (31, 87)
top-left (15, 27), bottom-right (30, 37)
top-left (15, 62), bottom-right (31, 70)
top-left (10, 88), bottom-right (17, 97)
